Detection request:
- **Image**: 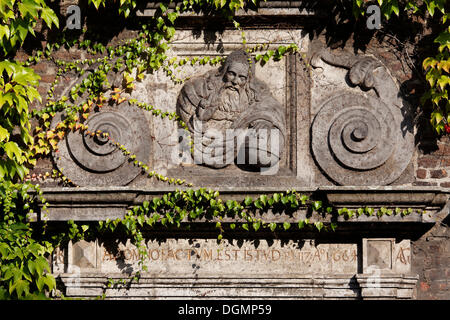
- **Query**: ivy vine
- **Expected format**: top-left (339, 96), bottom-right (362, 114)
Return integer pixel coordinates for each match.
top-left (0, 0), bottom-right (447, 299)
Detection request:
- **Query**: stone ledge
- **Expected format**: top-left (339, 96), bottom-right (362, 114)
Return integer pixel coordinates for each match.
top-left (136, 1), bottom-right (322, 18)
top-left (55, 273), bottom-right (418, 300)
top-left (356, 274), bottom-right (419, 300)
top-left (36, 187), bottom-right (449, 225)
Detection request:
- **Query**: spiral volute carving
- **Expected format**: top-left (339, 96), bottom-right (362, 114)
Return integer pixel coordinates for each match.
top-left (311, 93), bottom-right (413, 186)
top-left (53, 103), bottom-right (151, 186)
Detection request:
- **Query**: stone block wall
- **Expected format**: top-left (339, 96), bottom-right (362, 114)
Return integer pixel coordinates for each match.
top-left (11, 2), bottom-right (449, 299)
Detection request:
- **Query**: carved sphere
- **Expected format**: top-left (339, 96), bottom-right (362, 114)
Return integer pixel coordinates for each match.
top-left (53, 103), bottom-right (151, 186)
top-left (311, 93), bottom-right (413, 186)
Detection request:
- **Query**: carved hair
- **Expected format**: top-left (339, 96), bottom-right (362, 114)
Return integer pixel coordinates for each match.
top-left (214, 50), bottom-right (260, 103)
top-left (217, 50), bottom-right (256, 78)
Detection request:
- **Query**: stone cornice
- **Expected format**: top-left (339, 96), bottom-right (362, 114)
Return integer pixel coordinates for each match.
top-left (136, 1), bottom-right (322, 18)
top-left (35, 187), bottom-right (449, 231)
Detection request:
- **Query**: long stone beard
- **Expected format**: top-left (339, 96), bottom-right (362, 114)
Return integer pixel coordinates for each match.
top-left (219, 87), bottom-right (243, 113)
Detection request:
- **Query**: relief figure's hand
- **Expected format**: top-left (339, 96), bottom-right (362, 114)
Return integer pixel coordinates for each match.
top-left (349, 57), bottom-right (381, 89)
top-left (196, 93), bottom-right (221, 121)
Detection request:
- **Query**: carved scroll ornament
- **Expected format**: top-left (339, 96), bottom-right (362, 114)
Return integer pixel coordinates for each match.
top-left (310, 44), bottom-right (414, 186)
top-left (53, 103), bottom-right (151, 186)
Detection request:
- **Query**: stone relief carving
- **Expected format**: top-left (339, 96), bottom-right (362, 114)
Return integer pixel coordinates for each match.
top-left (309, 43), bottom-right (414, 186)
top-left (53, 103), bottom-right (151, 186)
top-left (176, 50), bottom-right (286, 170)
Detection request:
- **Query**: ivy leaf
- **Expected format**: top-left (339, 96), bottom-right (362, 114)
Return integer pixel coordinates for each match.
top-left (167, 12), bottom-right (178, 24)
top-left (0, 25), bottom-right (10, 40)
top-left (15, 164), bottom-right (27, 181)
top-left (43, 274), bottom-right (56, 291)
top-left (259, 195), bottom-right (268, 206)
top-left (254, 199), bottom-right (263, 209)
top-left (437, 75), bottom-right (450, 91)
top-left (36, 276), bottom-right (44, 292)
top-left (18, 0), bottom-right (40, 19)
top-left (283, 222), bottom-right (291, 230)
top-left (314, 221), bottom-right (324, 232)
top-left (244, 196), bottom-right (253, 206)
top-left (0, 125), bottom-right (9, 142)
top-left (299, 195), bottom-right (308, 204)
top-left (426, 0), bottom-right (436, 16)
top-left (89, 0), bottom-right (104, 9)
top-left (312, 201), bottom-right (322, 211)
top-left (10, 279), bottom-right (29, 298)
top-left (4, 141), bottom-right (22, 162)
top-left (226, 200), bottom-right (235, 210)
top-left (269, 222), bottom-right (277, 232)
top-left (273, 193), bottom-right (280, 203)
top-left (0, 243), bottom-right (10, 258)
top-left (277, 45), bottom-right (287, 56)
top-left (432, 110), bottom-right (444, 124)
top-left (365, 207), bottom-right (374, 216)
top-left (435, 31), bottom-right (450, 52)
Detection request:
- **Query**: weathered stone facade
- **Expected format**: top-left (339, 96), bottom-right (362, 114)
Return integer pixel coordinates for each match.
top-left (18, 1), bottom-right (449, 299)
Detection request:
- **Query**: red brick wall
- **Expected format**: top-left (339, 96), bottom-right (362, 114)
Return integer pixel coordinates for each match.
top-left (415, 136), bottom-right (450, 187)
top-left (412, 207), bottom-right (450, 299)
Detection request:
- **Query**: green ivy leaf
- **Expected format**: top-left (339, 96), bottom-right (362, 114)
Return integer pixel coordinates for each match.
top-left (269, 222), bottom-right (277, 232)
top-left (273, 193), bottom-right (280, 203)
top-left (314, 221), bottom-right (324, 232)
top-left (312, 201), bottom-right (322, 211)
top-left (259, 195), bottom-right (268, 206)
top-left (254, 199), bottom-right (263, 209)
top-left (226, 200), bottom-right (235, 210)
top-left (4, 141), bottom-right (22, 162)
top-left (299, 195), bottom-right (308, 204)
top-left (40, 7), bottom-right (59, 29)
top-left (10, 279), bottom-right (29, 298)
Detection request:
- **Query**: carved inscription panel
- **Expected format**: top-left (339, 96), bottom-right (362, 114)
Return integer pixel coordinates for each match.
top-left (56, 239), bottom-right (358, 276)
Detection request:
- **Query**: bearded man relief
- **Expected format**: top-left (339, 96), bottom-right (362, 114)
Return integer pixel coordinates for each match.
top-left (176, 50), bottom-right (286, 171)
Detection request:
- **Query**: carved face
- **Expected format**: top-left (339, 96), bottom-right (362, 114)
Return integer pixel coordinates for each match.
top-left (223, 62), bottom-right (248, 91)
